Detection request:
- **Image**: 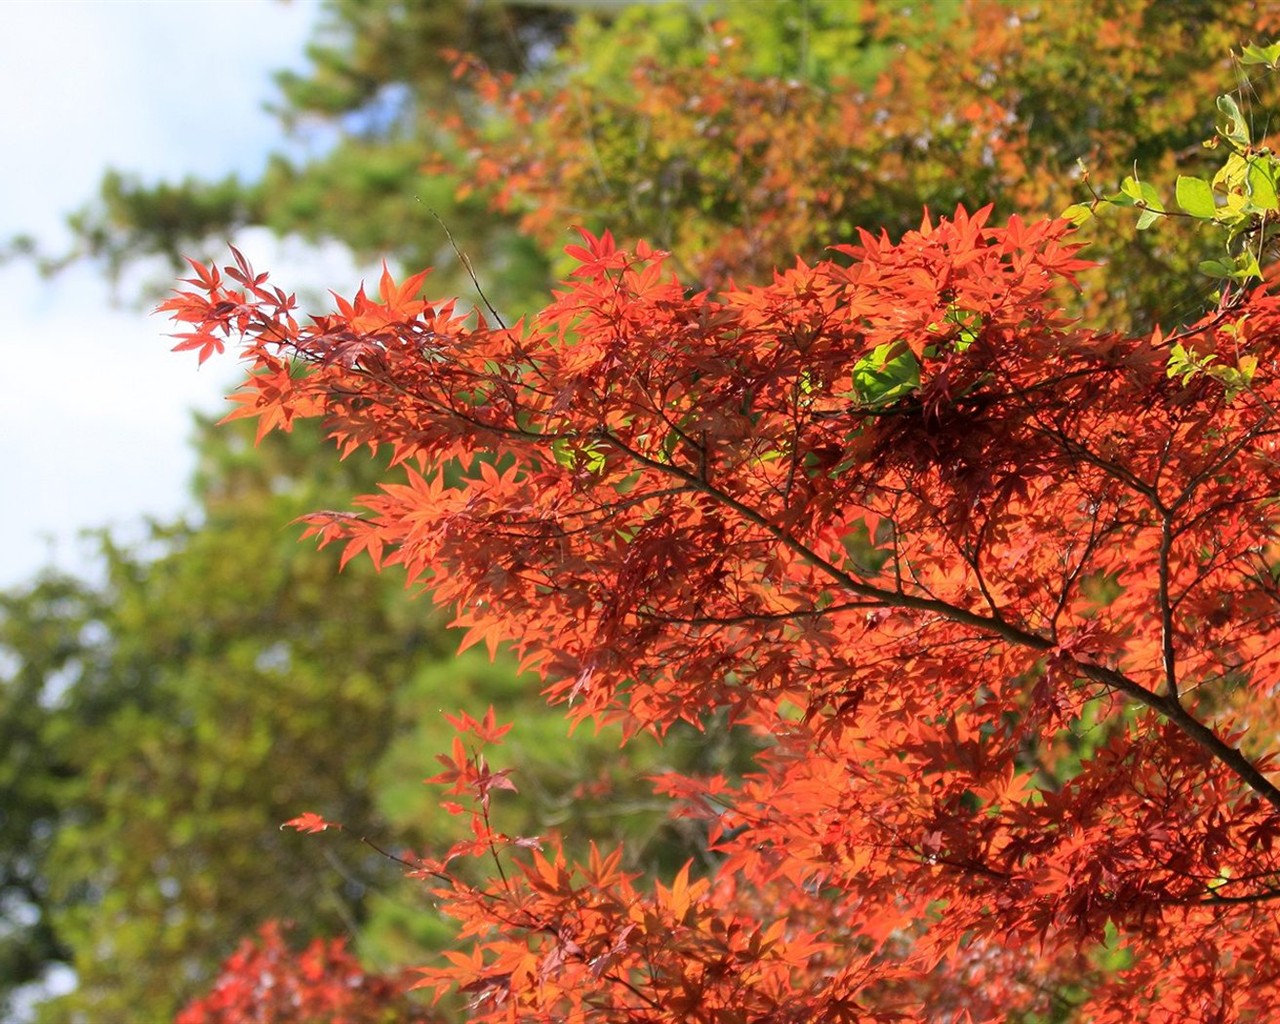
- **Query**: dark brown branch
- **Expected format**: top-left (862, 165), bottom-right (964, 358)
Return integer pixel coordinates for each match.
top-left (1173, 886), bottom-right (1280, 906)
top-left (1158, 513), bottom-right (1180, 701)
top-left (596, 428), bottom-right (1280, 815)
top-left (634, 599), bottom-right (880, 628)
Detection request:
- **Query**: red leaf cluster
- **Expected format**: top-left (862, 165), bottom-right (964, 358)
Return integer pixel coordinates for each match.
top-left (175, 921), bottom-right (435, 1024)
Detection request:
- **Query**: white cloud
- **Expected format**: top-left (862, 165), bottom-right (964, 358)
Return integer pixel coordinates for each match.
top-left (1, 0), bottom-right (320, 244)
top-left (0, 0), bottom-right (335, 588)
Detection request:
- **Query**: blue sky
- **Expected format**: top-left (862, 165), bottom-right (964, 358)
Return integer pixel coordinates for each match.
top-left (0, 0), bottom-right (380, 588)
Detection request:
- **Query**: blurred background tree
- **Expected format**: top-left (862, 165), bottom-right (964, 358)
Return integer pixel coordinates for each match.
top-left (2, 420), bottom-right (444, 1020)
top-left (52, 0), bottom-right (584, 310)
top-left (446, 0), bottom-right (1280, 327)
top-left (4, 414), bottom-right (725, 1022)
top-left (54, 0), bottom-right (1280, 327)
top-left (8, 0), bottom-right (1280, 1019)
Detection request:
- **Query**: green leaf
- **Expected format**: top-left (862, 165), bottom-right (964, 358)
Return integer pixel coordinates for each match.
top-left (1198, 258), bottom-right (1236, 279)
top-left (1119, 175), bottom-right (1144, 203)
top-left (1166, 342), bottom-right (1190, 381)
top-left (926, 306), bottom-right (983, 351)
top-left (1247, 157), bottom-right (1280, 211)
top-left (1214, 152), bottom-right (1249, 195)
top-left (1135, 206), bottom-right (1162, 231)
top-left (1206, 364), bottom-right (1249, 399)
top-left (1213, 190), bottom-right (1251, 231)
top-left (1061, 202), bottom-right (1094, 227)
top-left (1240, 42), bottom-right (1280, 67)
top-left (1217, 94), bottom-right (1251, 148)
top-left (582, 443), bottom-right (608, 475)
top-left (853, 342), bottom-right (920, 407)
top-left (1118, 175), bottom-right (1164, 229)
top-left (950, 308), bottom-right (983, 350)
top-left (552, 437), bottom-right (576, 468)
top-left (1175, 175), bottom-right (1216, 218)
top-left (1232, 250), bottom-right (1263, 280)
top-left (1198, 251), bottom-right (1262, 282)
top-left (551, 437), bottom-right (607, 474)
top-left (1166, 342), bottom-right (1210, 383)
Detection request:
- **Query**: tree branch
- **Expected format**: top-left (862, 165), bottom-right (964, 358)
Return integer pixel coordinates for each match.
top-left (596, 428), bottom-right (1280, 815)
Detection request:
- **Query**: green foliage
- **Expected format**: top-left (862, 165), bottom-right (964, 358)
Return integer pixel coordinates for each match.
top-left (0, 575), bottom-right (86, 1018)
top-left (1073, 42), bottom-right (1280, 295)
top-left (1241, 40), bottom-right (1280, 67)
top-left (4, 412), bottom-right (750, 1020)
top-left (567, 0), bottom-right (911, 90)
top-left (3, 419), bottom-right (445, 1021)
top-left (53, 170), bottom-right (258, 282)
top-left (1166, 340), bottom-right (1258, 399)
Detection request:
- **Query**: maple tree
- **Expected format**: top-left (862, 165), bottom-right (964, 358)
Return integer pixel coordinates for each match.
top-left (162, 145), bottom-right (1280, 1021)
top-left (32, 1), bottom-right (1280, 1018)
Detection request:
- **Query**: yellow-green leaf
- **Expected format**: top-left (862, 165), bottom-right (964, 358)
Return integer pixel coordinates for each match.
top-left (1217, 94), bottom-right (1251, 148)
top-left (1061, 202), bottom-right (1094, 227)
top-left (1247, 158), bottom-right (1280, 211)
top-left (1175, 175), bottom-right (1216, 218)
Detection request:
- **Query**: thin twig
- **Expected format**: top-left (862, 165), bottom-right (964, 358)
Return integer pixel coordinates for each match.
top-left (428, 209), bottom-right (509, 331)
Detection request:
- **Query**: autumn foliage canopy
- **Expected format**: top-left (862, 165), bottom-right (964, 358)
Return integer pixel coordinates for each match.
top-left (156, 177), bottom-right (1280, 1022)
